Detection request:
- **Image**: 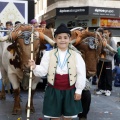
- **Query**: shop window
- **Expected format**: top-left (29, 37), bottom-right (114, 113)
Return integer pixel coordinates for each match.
top-left (67, 21), bottom-right (75, 28)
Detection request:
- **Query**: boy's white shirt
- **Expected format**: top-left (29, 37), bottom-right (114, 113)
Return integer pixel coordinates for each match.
top-left (33, 49), bottom-right (86, 95)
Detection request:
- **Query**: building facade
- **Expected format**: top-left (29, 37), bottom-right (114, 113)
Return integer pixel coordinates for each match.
top-left (35, 0), bottom-right (120, 36)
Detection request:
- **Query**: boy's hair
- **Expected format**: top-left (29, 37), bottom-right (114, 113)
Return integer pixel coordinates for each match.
top-left (6, 21), bottom-right (13, 26)
top-left (103, 28), bottom-right (112, 37)
top-left (117, 42), bottom-right (120, 46)
top-left (40, 21), bottom-right (46, 25)
top-left (97, 28), bottom-right (103, 34)
top-left (15, 21), bottom-right (21, 25)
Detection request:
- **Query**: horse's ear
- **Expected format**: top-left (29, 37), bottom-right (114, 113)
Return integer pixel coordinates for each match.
top-left (10, 30), bottom-right (22, 42)
top-left (85, 27), bottom-right (89, 32)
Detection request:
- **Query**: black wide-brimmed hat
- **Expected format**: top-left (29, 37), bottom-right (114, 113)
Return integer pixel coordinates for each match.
top-left (54, 23), bottom-right (71, 37)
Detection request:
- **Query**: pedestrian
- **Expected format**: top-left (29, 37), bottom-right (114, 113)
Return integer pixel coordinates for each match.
top-left (4, 21), bottom-right (13, 36)
top-left (96, 28), bottom-right (117, 96)
top-left (28, 23), bottom-right (86, 120)
top-left (0, 21), bottom-right (5, 37)
top-left (0, 20), bottom-right (4, 29)
top-left (44, 23), bottom-right (54, 51)
top-left (46, 23), bottom-right (55, 40)
top-left (14, 21), bottom-right (21, 26)
top-left (112, 63), bottom-right (120, 87)
top-left (39, 20), bottom-right (46, 28)
top-left (1, 21), bottom-right (13, 93)
top-left (115, 42), bottom-right (120, 66)
top-left (39, 21), bottom-right (53, 51)
top-left (30, 19), bottom-right (39, 28)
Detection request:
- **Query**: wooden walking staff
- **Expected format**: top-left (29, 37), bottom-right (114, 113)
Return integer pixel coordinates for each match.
top-left (27, 26), bottom-right (34, 120)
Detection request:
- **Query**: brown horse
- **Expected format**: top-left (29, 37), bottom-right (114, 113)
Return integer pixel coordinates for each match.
top-left (70, 29), bottom-right (116, 78)
top-left (0, 24), bottom-right (54, 115)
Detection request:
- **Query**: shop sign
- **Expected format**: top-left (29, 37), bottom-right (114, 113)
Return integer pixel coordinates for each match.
top-left (100, 18), bottom-right (120, 28)
top-left (56, 7), bottom-right (89, 16)
top-left (89, 7), bottom-right (119, 17)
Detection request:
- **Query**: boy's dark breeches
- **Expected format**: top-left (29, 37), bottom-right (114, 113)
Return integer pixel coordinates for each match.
top-left (78, 90), bottom-right (91, 119)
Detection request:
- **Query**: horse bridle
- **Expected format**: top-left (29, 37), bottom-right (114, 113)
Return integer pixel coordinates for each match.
top-left (81, 36), bottom-right (99, 50)
top-left (18, 31), bottom-right (32, 45)
top-left (9, 24), bottom-right (39, 43)
top-left (10, 25), bottom-right (40, 75)
top-left (79, 32), bottom-right (102, 62)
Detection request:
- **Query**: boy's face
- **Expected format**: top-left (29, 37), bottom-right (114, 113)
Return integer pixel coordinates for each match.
top-left (41, 24), bottom-right (46, 28)
top-left (33, 22), bottom-right (38, 28)
top-left (6, 24), bottom-right (12, 30)
top-left (103, 30), bottom-right (110, 37)
top-left (55, 33), bottom-right (71, 51)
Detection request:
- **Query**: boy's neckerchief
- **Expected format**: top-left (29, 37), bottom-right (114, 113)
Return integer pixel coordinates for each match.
top-left (58, 50), bottom-right (68, 69)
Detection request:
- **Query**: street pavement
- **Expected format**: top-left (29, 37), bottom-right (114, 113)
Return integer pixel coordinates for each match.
top-left (0, 82), bottom-right (120, 120)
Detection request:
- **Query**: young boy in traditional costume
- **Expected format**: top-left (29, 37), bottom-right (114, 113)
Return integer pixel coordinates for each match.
top-left (28, 23), bottom-right (86, 120)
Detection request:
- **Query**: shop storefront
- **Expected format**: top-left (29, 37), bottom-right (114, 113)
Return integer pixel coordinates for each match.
top-left (42, 6), bottom-right (120, 36)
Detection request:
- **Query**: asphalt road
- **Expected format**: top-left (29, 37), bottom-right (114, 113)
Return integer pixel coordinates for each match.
top-left (0, 83), bottom-right (120, 120)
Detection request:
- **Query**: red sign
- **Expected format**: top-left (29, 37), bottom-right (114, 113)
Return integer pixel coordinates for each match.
top-left (100, 18), bottom-right (120, 28)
